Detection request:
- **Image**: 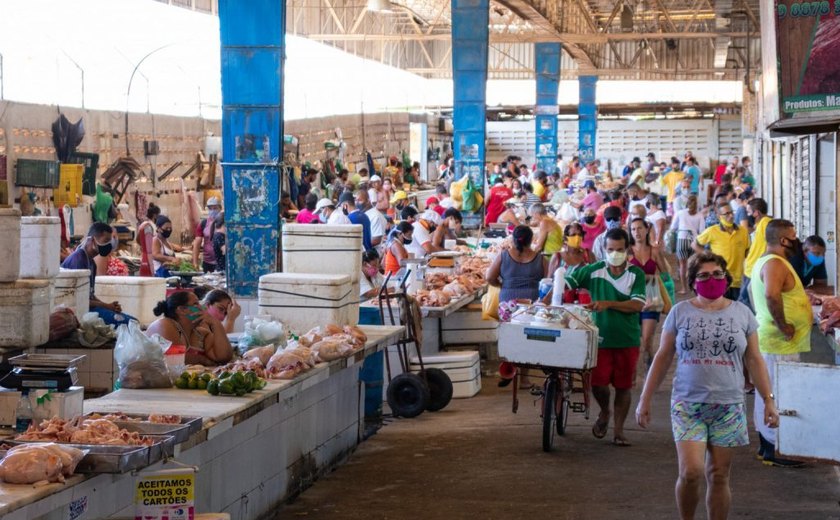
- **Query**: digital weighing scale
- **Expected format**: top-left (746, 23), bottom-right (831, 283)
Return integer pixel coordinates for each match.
top-left (0, 353), bottom-right (84, 391)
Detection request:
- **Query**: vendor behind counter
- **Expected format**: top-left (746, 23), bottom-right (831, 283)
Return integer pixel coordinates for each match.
top-left (61, 222), bottom-right (137, 326)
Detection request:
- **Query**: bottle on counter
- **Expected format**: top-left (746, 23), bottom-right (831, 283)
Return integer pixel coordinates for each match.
top-left (15, 390), bottom-right (33, 433)
top-left (550, 266), bottom-right (566, 307)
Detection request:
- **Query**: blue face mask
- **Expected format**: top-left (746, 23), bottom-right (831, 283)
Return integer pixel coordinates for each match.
top-left (606, 220), bottom-right (621, 230)
top-left (806, 252), bottom-right (824, 267)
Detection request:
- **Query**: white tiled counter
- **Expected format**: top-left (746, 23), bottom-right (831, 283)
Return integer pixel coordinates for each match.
top-left (0, 325), bottom-right (404, 520)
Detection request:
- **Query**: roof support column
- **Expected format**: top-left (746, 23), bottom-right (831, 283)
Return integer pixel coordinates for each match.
top-left (451, 0), bottom-right (489, 226)
top-left (578, 75), bottom-right (598, 164)
top-left (535, 42), bottom-right (561, 174)
top-left (218, 0), bottom-right (285, 297)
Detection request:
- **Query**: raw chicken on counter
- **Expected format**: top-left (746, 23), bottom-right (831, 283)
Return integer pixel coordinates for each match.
top-left (0, 443), bottom-right (85, 485)
top-left (416, 289), bottom-right (452, 307)
top-left (84, 413), bottom-right (181, 424)
top-left (16, 417), bottom-right (155, 446)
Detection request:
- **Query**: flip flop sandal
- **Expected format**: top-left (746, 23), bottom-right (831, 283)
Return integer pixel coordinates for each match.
top-left (612, 437), bottom-right (632, 447)
top-left (592, 418), bottom-right (608, 439)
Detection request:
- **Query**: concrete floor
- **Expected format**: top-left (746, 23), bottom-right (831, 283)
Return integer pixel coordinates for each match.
top-left (279, 371), bottom-right (840, 520)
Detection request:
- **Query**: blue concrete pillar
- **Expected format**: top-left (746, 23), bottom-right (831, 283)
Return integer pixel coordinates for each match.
top-left (451, 0), bottom-right (489, 226)
top-left (578, 75), bottom-right (598, 164)
top-left (218, 0), bottom-right (284, 297)
top-left (535, 43), bottom-right (561, 174)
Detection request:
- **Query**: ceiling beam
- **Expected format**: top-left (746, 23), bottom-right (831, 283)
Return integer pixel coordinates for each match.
top-left (305, 31), bottom-right (753, 43)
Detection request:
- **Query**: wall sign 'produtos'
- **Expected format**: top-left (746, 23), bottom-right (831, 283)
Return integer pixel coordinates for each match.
top-left (775, 0), bottom-right (840, 115)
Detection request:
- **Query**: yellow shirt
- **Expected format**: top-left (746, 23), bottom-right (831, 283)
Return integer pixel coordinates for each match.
top-left (696, 225), bottom-right (750, 287)
top-left (532, 180), bottom-right (546, 199)
top-left (662, 171), bottom-right (684, 202)
top-left (751, 254), bottom-right (812, 355)
top-left (743, 216), bottom-right (771, 280)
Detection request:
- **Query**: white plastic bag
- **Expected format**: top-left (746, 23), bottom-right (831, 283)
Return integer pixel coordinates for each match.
top-left (238, 317), bottom-right (286, 354)
top-left (78, 312), bottom-right (116, 348)
top-left (115, 321), bottom-right (172, 389)
top-left (558, 202), bottom-right (578, 223)
top-left (644, 277), bottom-right (664, 313)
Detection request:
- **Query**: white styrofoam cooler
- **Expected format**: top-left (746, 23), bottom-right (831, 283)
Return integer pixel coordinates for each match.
top-left (497, 320), bottom-right (598, 369)
top-left (259, 273), bottom-right (357, 334)
top-left (19, 216), bottom-right (61, 279)
top-left (95, 276), bottom-right (166, 326)
top-left (282, 224), bottom-right (363, 324)
top-left (0, 279), bottom-right (52, 347)
top-left (410, 351), bottom-right (482, 398)
top-left (53, 268), bottom-right (91, 314)
top-left (282, 224), bottom-right (363, 283)
top-left (0, 208), bottom-right (21, 281)
top-left (441, 306), bottom-right (499, 344)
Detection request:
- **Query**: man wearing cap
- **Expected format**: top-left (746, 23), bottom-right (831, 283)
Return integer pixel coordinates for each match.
top-left (425, 196), bottom-right (444, 217)
top-left (406, 210), bottom-right (445, 258)
top-left (622, 157), bottom-right (641, 178)
top-left (575, 180), bottom-right (604, 212)
top-left (644, 152), bottom-right (657, 174)
top-left (343, 191), bottom-right (373, 251)
top-left (193, 196), bottom-right (222, 272)
top-left (390, 190), bottom-right (409, 217)
top-left (368, 175), bottom-right (382, 209)
top-left (315, 198), bottom-right (349, 225)
top-left (297, 168), bottom-right (317, 209)
top-left (485, 173), bottom-right (514, 225)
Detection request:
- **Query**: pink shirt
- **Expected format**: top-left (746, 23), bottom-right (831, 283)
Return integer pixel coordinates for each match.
top-left (296, 208), bottom-right (318, 224)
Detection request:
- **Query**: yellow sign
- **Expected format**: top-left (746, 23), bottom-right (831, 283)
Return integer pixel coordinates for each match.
top-left (135, 468), bottom-right (195, 520)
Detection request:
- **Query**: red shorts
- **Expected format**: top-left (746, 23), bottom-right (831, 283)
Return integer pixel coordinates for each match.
top-left (591, 347), bottom-right (640, 390)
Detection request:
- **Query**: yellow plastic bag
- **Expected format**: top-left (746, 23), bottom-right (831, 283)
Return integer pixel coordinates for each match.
top-left (482, 285), bottom-right (500, 321)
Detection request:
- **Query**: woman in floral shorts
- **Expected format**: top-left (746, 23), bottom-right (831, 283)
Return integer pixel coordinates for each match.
top-left (635, 252), bottom-right (780, 520)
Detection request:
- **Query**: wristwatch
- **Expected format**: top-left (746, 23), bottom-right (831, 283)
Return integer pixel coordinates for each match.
top-left (765, 392), bottom-right (775, 401)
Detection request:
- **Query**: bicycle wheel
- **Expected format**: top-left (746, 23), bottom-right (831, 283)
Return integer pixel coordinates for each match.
top-left (542, 377), bottom-right (558, 452)
top-left (556, 373), bottom-right (571, 436)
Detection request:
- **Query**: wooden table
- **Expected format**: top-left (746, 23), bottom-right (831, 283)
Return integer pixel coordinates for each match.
top-left (0, 325), bottom-right (404, 520)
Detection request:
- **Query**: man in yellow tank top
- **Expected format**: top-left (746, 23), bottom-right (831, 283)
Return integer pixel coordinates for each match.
top-left (750, 219), bottom-right (811, 468)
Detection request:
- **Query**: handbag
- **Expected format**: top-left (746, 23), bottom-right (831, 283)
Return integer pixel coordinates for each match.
top-left (644, 276), bottom-right (664, 312)
top-left (482, 285), bottom-right (501, 321)
top-left (664, 229), bottom-right (677, 254)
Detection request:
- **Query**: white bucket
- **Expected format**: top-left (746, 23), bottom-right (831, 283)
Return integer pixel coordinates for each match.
top-left (258, 273), bottom-right (356, 334)
top-left (19, 216), bottom-right (61, 279)
top-left (54, 268), bottom-right (91, 315)
top-left (0, 279), bottom-right (52, 347)
top-left (0, 209), bottom-right (21, 281)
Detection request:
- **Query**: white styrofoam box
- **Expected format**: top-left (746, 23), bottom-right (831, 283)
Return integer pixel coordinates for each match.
top-left (282, 224), bottom-right (362, 283)
top-left (0, 279), bottom-right (52, 347)
top-left (53, 268), bottom-right (91, 314)
top-left (95, 276), bottom-right (166, 326)
top-left (410, 351), bottom-right (482, 398)
top-left (0, 208), bottom-right (21, 281)
top-left (441, 306), bottom-right (499, 344)
top-left (0, 387), bottom-right (84, 426)
top-left (497, 321), bottom-right (598, 370)
top-left (19, 216), bottom-right (61, 279)
top-left (259, 273), bottom-right (357, 334)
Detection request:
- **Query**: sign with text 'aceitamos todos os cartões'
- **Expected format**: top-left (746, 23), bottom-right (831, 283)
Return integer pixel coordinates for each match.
top-left (775, 0), bottom-right (840, 115)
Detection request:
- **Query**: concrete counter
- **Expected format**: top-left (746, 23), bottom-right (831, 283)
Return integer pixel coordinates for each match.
top-left (0, 325), bottom-right (404, 520)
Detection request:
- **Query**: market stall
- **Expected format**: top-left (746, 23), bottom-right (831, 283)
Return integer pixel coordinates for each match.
top-left (0, 324), bottom-right (403, 520)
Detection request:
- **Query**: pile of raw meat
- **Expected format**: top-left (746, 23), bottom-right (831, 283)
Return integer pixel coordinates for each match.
top-left (16, 417), bottom-right (155, 446)
top-left (213, 356), bottom-right (269, 379)
top-left (0, 443), bottom-right (84, 485)
top-left (418, 262), bottom-right (488, 307)
top-left (84, 413), bottom-right (181, 424)
top-left (818, 296), bottom-right (840, 333)
top-left (265, 325), bottom-right (368, 379)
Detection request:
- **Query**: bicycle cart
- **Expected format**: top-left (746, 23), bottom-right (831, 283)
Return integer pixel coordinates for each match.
top-left (498, 305), bottom-right (598, 452)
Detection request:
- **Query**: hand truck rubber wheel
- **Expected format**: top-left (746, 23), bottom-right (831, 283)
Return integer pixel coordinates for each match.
top-left (387, 373), bottom-right (430, 418)
top-left (418, 368), bottom-right (453, 412)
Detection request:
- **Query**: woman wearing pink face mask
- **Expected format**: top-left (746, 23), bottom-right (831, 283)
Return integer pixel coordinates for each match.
top-left (147, 291), bottom-right (233, 366)
top-left (635, 252), bottom-right (778, 520)
top-left (202, 289), bottom-right (241, 334)
top-left (360, 250), bottom-right (385, 299)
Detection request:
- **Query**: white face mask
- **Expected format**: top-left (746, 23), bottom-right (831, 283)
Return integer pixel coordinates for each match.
top-left (319, 212), bottom-right (328, 223)
top-left (606, 250), bottom-right (627, 267)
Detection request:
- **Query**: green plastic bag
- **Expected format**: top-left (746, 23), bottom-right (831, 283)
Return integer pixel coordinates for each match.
top-left (461, 178), bottom-right (478, 213)
top-left (660, 272), bottom-right (676, 306)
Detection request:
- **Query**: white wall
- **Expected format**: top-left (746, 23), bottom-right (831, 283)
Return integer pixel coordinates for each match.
top-left (486, 117), bottom-right (742, 171)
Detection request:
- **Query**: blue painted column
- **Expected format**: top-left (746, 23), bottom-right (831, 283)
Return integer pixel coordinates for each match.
top-left (451, 0), bottom-right (489, 226)
top-left (218, 0), bottom-right (284, 297)
top-left (578, 75), bottom-right (598, 164)
top-left (535, 43), bottom-right (561, 174)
